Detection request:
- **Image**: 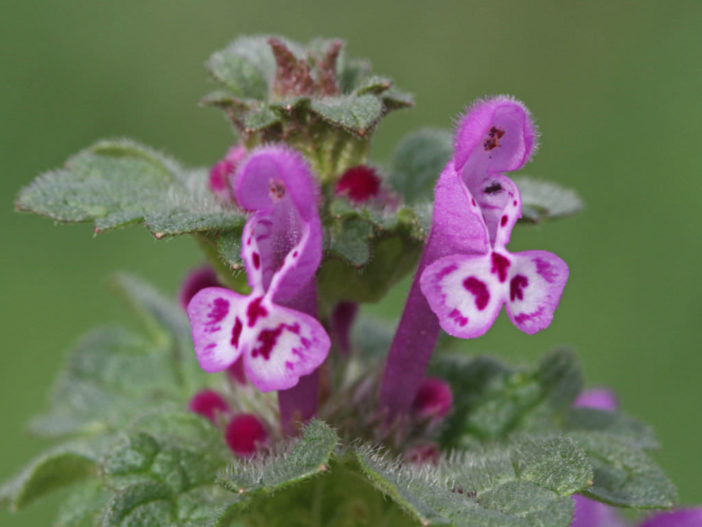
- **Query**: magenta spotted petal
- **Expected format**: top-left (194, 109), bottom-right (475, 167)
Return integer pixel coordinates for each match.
top-left (421, 249), bottom-right (568, 337)
top-left (187, 281), bottom-right (329, 392)
top-left (241, 300), bottom-right (330, 391)
top-left (505, 250), bottom-right (569, 334)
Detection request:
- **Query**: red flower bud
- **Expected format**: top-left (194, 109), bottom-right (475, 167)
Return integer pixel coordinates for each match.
top-left (225, 414), bottom-right (269, 458)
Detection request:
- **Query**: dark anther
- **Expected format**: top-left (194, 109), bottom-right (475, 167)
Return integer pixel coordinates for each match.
top-left (484, 182), bottom-right (503, 194)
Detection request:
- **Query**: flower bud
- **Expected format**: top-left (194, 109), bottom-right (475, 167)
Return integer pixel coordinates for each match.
top-left (412, 377), bottom-right (453, 419)
top-left (225, 414), bottom-right (269, 458)
top-left (208, 145), bottom-right (247, 201)
top-left (405, 443), bottom-right (440, 465)
top-left (179, 266), bottom-right (220, 310)
top-left (335, 165), bottom-right (381, 204)
top-left (187, 389), bottom-right (230, 423)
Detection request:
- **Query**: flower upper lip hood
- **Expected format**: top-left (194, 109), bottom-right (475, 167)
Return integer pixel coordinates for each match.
top-left (234, 144), bottom-right (323, 303)
top-left (186, 145), bottom-right (330, 392)
top-left (453, 95), bottom-right (537, 173)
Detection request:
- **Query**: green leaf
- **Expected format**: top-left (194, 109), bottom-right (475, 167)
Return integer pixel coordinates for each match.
top-left (510, 437), bottom-right (592, 496)
top-left (16, 139), bottom-right (245, 238)
top-left (174, 486), bottom-right (241, 526)
top-left (102, 481), bottom-right (175, 527)
top-left (355, 436), bottom-right (590, 527)
top-left (55, 480), bottom-right (112, 527)
top-left (354, 75), bottom-right (393, 96)
top-left (0, 442), bottom-right (100, 510)
top-left (97, 413), bottom-right (234, 526)
top-left (434, 349), bottom-right (675, 512)
top-left (328, 217), bottom-right (375, 266)
top-left (109, 273), bottom-right (190, 344)
top-left (242, 103), bottom-right (282, 132)
top-left (206, 36), bottom-right (276, 99)
top-left (103, 412), bottom-right (230, 493)
top-left (564, 407), bottom-right (658, 450)
top-left (310, 95), bottom-right (385, 136)
top-left (354, 445), bottom-right (456, 526)
top-left (337, 56), bottom-right (371, 93)
top-left (514, 177), bottom-right (584, 223)
top-left (390, 128), bottom-right (453, 204)
top-left (318, 203), bottom-right (425, 303)
top-left (217, 419), bottom-right (338, 497)
top-left (569, 432), bottom-right (677, 509)
top-left (28, 326), bottom-right (184, 437)
top-left (436, 349), bottom-right (583, 446)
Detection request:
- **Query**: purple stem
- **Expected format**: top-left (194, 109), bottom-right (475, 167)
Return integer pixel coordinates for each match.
top-left (277, 280), bottom-right (321, 435)
top-left (330, 301), bottom-right (358, 355)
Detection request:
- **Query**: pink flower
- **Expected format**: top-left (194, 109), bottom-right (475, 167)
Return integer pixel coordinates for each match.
top-left (637, 509), bottom-right (702, 527)
top-left (187, 146), bottom-right (330, 392)
top-left (572, 496), bottom-right (702, 527)
top-left (380, 96), bottom-right (562, 417)
top-left (208, 145), bottom-right (247, 201)
top-left (574, 388), bottom-right (618, 412)
top-left (420, 97), bottom-right (567, 338)
top-left (225, 413), bottom-right (269, 458)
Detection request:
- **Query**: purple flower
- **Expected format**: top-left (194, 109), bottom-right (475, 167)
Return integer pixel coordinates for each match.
top-left (187, 146), bottom-right (330, 393)
top-left (420, 97), bottom-right (567, 338)
top-left (571, 495), bottom-right (628, 527)
top-left (574, 388), bottom-right (619, 412)
top-left (379, 96), bottom-right (561, 416)
top-left (572, 496), bottom-right (702, 527)
top-left (208, 145), bottom-right (247, 201)
top-left (638, 509), bottom-right (702, 527)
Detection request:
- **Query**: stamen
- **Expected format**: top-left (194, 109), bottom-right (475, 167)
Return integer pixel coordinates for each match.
top-left (483, 126), bottom-right (505, 151)
top-left (269, 180), bottom-right (286, 199)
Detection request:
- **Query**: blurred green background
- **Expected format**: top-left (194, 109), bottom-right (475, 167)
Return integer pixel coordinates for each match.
top-left (2, 1), bottom-right (701, 524)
